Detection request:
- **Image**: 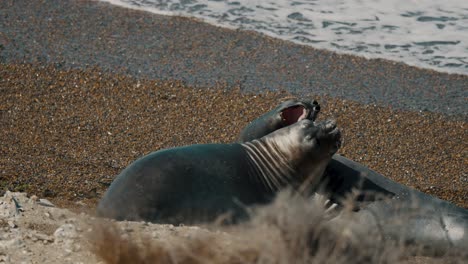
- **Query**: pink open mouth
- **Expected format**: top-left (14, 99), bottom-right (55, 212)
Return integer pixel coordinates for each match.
top-left (280, 105), bottom-right (308, 126)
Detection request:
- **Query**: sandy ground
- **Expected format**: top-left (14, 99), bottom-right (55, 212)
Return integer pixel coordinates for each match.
top-left (0, 191), bottom-right (240, 264)
top-left (2, 191), bottom-right (465, 264)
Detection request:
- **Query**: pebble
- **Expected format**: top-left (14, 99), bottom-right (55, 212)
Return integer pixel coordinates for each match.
top-left (34, 233), bottom-right (54, 243)
top-left (54, 224), bottom-right (78, 242)
top-left (7, 221), bottom-right (17, 229)
top-left (37, 199), bottom-right (55, 208)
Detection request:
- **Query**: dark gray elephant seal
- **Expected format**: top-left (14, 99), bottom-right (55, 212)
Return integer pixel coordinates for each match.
top-left (327, 156), bottom-right (468, 255)
top-left (97, 118), bottom-right (341, 224)
top-left (239, 100), bottom-right (468, 254)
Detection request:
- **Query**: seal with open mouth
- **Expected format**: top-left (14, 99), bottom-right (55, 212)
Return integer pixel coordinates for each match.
top-left (97, 118), bottom-right (341, 224)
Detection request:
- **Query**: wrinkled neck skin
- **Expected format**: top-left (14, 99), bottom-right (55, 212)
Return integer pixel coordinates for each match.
top-left (242, 138), bottom-right (296, 194)
top-left (242, 137), bottom-right (328, 195)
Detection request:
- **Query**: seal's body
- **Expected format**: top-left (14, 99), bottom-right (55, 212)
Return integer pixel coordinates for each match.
top-left (98, 143), bottom-right (265, 223)
top-left (239, 99), bottom-right (468, 253)
top-left (324, 155), bottom-right (467, 215)
top-left (327, 155), bottom-right (468, 253)
top-left (97, 119), bottom-right (341, 224)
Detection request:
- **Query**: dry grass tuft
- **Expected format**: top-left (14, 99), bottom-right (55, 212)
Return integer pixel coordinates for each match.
top-left (89, 221), bottom-right (257, 264)
top-left (89, 190), bottom-right (410, 264)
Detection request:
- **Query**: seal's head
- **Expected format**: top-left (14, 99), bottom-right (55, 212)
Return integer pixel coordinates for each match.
top-left (267, 119), bottom-right (341, 165)
top-left (239, 99), bottom-right (320, 142)
top-left (277, 99), bottom-right (320, 126)
top-left (242, 118), bottom-right (341, 193)
top-left (266, 118), bottom-right (341, 192)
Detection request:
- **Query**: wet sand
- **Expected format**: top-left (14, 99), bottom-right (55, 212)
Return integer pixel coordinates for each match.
top-left (0, 0), bottom-right (466, 210)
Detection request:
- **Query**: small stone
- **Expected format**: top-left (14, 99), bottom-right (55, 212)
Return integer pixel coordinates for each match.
top-left (123, 226), bottom-right (134, 232)
top-left (75, 201), bottom-right (86, 206)
top-left (73, 243), bottom-right (81, 252)
top-left (7, 220), bottom-right (16, 228)
top-left (21, 249), bottom-right (32, 255)
top-left (35, 233), bottom-right (54, 243)
top-left (54, 223), bottom-right (78, 242)
top-left (37, 198), bottom-right (55, 207)
top-left (0, 255), bottom-right (11, 262)
top-left (65, 218), bottom-right (77, 224)
top-left (0, 237), bottom-right (24, 249)
top-left (30, 195), bottom-right (39, 203)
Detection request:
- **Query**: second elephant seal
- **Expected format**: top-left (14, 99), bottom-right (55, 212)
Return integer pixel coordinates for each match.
top-left (97, 119), bottom-right (341, 224)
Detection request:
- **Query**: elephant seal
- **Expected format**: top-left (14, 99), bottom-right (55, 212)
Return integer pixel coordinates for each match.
top-left (239, 99), bottom-right (468, 254)
top-left (327, 156), bottom-right (468, 254)
top-left (97, 118), bottom-right (341, 224)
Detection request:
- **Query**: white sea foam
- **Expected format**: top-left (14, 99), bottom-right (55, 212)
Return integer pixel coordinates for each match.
top-left (99, 0), bottom-right (468, 75)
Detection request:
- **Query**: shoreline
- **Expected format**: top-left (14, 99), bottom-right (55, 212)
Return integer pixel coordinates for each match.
top-left (1, 0), bottom-right (467, 116)
top-left (100, 0), bottom-right (468, 76)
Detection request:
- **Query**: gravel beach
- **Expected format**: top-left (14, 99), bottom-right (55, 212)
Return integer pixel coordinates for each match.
top-left (0, 0), bottom-right (466, 217)
top-left (1, 63), bottom-right (466, 209)
top-left (0, 0), bottom-right (467, 262)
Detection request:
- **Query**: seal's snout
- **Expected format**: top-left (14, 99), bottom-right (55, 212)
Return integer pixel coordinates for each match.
top-left (312, 100), bottom-right (320, 112)
top-left (307, 100), bottom-right (321, 121)
top-left (316, 119), bottom-right (341, 154)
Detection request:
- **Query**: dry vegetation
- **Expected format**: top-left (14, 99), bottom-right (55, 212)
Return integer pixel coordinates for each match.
top-left (89, 190), bottom-right (467, 264)
top-left (1, 190), bottom-right (465, 263)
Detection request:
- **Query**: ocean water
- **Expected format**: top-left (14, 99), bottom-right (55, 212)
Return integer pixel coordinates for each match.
top-left (100, 0), bottom-right (468, 75)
